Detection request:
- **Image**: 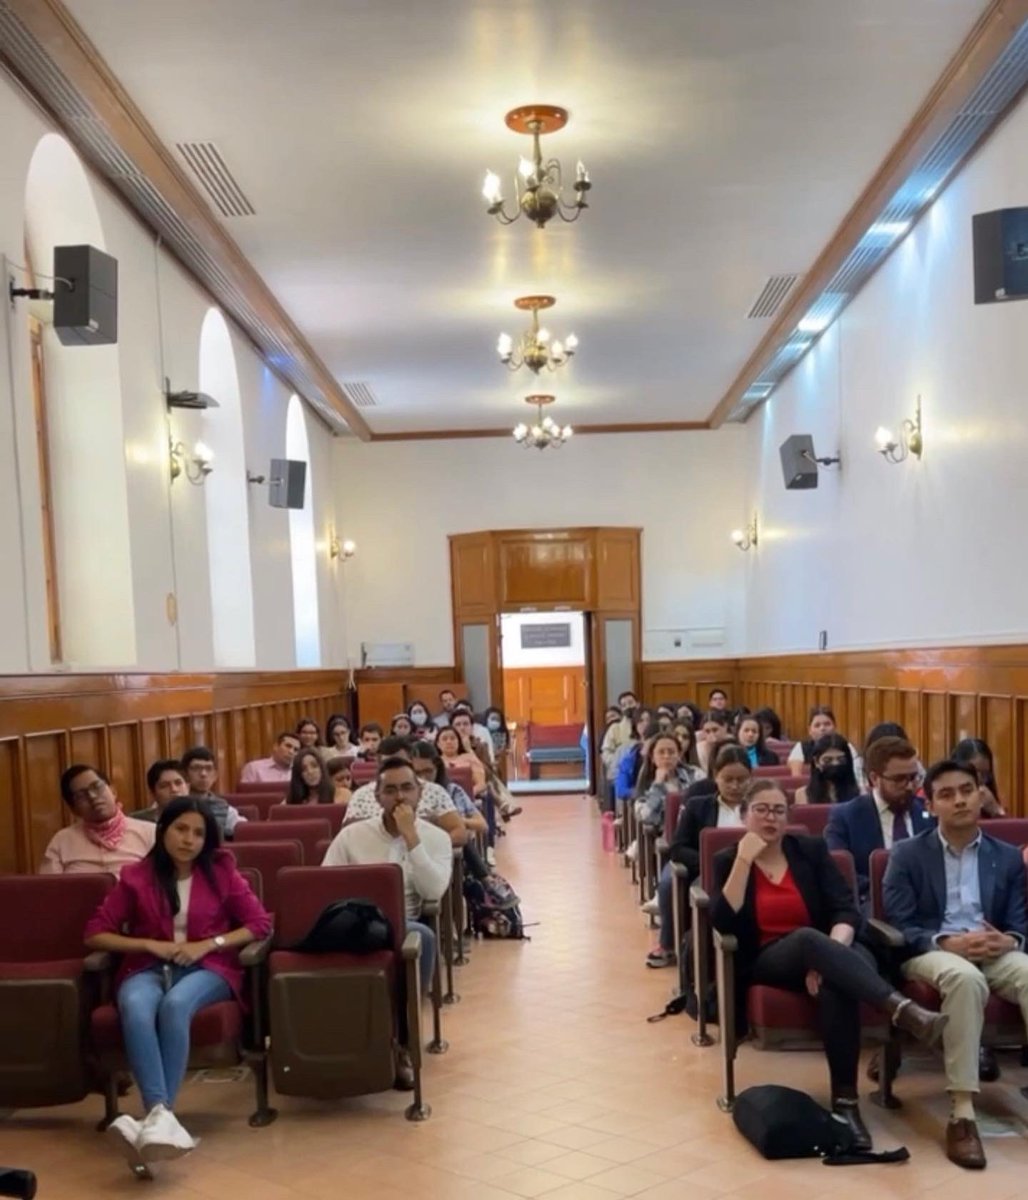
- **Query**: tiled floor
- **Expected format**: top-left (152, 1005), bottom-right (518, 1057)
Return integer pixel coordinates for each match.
top-left (6, 796), bottom-right (1028, 1196)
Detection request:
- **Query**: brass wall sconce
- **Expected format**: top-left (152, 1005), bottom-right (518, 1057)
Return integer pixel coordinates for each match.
top-left (329, 533), bottom-right (356, 561)
top-left (875, 395), bottom-right (923, 463)
top-left (731, 514), bottom-right (758, 552)
top-left (169, 438), bottom-right (213, 485)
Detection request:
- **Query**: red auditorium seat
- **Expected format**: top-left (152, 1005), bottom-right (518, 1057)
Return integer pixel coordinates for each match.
top-left (786, 804), bottom-right (832, 835)
top-left (224, 791), bottom-right (286, 818)
top-left (0, 874), bottom-right (114, 1112)
top-left (232, 817), bottom-right (331, 864)
top-left (229, 839), bottom-right (303, 913)
top-left (236, 780), bottom-right (291, 796)
top-left (350, 760), bottom-right (378, 787)
top-left (268, 802), bottom-right (347, 836)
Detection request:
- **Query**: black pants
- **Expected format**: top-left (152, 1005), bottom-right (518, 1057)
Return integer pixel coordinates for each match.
top-left (750, 927), bottom-right (893, 1092)
top-left (463, 841), bottom-right (491, 881)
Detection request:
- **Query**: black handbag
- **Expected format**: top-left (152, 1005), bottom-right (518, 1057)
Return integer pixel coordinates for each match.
top-left (291, 899), bottom-right (392, 955)
top-left (732, 1085), bottom-right (909, 1165)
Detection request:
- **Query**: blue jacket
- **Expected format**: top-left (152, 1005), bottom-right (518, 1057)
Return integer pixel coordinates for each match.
top-left (825, 794), bottom-right (933, 906)
top-left (615, 744), bottom-right (642, 801)
top-left (883, 827), bottom-right (1028, 957)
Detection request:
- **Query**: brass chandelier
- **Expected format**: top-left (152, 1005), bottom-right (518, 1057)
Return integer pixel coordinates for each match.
top-left (482, 105), bottom-right (590, 229)
top-left (512, 395), bottom-right (573, 450)
top-left (498, 296), bottom-right (577, 374)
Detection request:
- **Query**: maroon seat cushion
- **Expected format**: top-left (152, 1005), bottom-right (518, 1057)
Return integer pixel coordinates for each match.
top-left (748, 985), bottom-right (886, 1030)
top-left (91, 999), bottom-right (242, 1052)
top-left (269, 949), bottom-right (396, 980)
top-left (0, 958), bottom-right (85, 982)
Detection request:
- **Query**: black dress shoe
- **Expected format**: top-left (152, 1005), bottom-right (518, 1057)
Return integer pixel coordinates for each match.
top-left (979, 1046), bottom-right (1000, 1082)
top-left (832, 1098), bottom-right (872, 1152)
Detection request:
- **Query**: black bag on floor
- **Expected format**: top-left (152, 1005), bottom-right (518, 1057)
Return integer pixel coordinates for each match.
top-left (463, 873), bottom-right (526, 939)
top-left (733, 1086), bottom-right (909, 1165)
top-left (291, 899), bottom-right (393, 954)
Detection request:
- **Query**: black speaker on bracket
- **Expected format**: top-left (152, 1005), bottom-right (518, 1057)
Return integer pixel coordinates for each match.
top-left (973, 208), bottom-right (1028, 304)
top-left (53, 244), bottom-right (118, 345)
top-left (269, 458), bottom-right (307, 509)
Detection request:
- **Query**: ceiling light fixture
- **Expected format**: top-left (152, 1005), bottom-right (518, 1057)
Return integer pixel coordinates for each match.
top-left (875, 395), bottom-right (924, 463)
top-left (169, 438), bottom-right (213, 485)
top-left (730, 514), bottom-right (758, 552)
top-left (497, 296), bottom-right (578, 374)
top-left (482, 105), bottom-right (590, 229)
top-left (512, 395), bottom-right (572, 450)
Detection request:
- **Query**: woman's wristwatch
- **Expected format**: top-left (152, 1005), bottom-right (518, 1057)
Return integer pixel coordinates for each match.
top-left (212, 935), bottom-right (227, 949)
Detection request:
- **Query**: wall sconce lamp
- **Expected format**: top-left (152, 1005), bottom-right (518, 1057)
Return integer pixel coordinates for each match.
top-left (730, 513), bottom-right (758, 552)
top-left (329, 533), bottom-right (356, 561)
top-left (875, 395), bottom-right (923, 463)
top-left (169, 438), bottom-right (214, 485)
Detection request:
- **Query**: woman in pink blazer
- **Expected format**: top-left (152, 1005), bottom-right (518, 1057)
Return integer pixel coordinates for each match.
top-left (85, 796), bottom-right (271, 1167)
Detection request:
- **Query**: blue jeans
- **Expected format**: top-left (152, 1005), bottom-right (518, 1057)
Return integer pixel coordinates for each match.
top-left (657, 863), bottom-right (675, 953)
top-left (406, 919), bottom-right (436, 997)
top-left (118, 965), bottom-right (232, 1110)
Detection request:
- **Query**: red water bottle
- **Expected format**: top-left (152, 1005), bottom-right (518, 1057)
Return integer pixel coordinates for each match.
top-left (601, 811), bottom-right (615, 852)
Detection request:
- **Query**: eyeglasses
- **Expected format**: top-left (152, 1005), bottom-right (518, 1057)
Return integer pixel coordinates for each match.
top-left (70, 779), bottom-right (107, 804)
top-left (379, 782), bottom-right (419, 798)
top-left (749, 803), bottom-right (789, 818)
top-left (880, 771), bottom-right (923, 788)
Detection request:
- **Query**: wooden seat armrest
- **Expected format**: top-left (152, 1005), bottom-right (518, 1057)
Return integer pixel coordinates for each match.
top-left (690, 880), bottom-right (709, 910)
top-left (239, 937), bottom-right (272, 968)
top-left (713, 929), bottom-right (738, 954)
top-left (401, 931), bottom-right (421, 961)
top-left (84, 950), bottom-right (112, 973)
top-left (421, 900), bottom-right (441, 921)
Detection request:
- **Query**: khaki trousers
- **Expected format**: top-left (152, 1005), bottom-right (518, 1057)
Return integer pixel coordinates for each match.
top-left (902, 948), bottom-right (1028, 1093)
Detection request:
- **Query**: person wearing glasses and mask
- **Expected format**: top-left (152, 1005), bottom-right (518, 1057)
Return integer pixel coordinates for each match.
top-left (711, 780), bottom-right (947, 1151)
top-left (825, 737), bottom-right (933, 908)
top-left (41, 764), bottom-right (156, 877)
top-left (794, 733), bottom-right (861, 807)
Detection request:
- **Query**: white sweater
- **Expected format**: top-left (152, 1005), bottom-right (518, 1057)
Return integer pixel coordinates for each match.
top-left (321, 816), bottom-right (452, 917)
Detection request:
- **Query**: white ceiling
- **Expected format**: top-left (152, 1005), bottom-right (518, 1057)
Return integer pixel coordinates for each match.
top-left (65, 0), bottom-right (985, 434)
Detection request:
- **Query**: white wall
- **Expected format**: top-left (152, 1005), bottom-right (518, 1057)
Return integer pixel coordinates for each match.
top-left (743, 95), bottom-right (1028, 656)
top-left (334, 431), bottom-right (748, 666)
top-left (0, 73), bottom-right (342, 672)
top-left (500, 613), bottom-right (586, 668)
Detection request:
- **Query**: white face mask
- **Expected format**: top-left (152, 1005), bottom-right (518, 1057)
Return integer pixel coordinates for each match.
top-left (411, 711), bottom-right (427, 726)
top-left (486, 717), bottom-right (502, 731)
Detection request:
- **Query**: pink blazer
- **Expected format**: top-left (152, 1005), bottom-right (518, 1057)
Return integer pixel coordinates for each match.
top-left (84, 849), bottom-right (272, 1002)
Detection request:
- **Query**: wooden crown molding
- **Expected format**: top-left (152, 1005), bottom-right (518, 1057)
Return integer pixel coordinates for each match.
top-left (706, 0), bottom-right (1028, 429)
top-left (369, 420), bottom-right (710, 441)
top-left (0, 0), bottom-right (371, 440)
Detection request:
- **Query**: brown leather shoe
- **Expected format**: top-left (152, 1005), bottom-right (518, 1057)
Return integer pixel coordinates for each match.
top-left (891, 997), bottom-right (949, 1047)
top-left (946, 1118), bottom-right (986, 1170)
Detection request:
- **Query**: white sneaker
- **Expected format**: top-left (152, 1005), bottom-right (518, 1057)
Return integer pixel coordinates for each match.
top-left (107, 1114), bottom-right (144, 1162)
top-left (625, 840), bottom-right (638, 862)
top-left (485, 847), bottom-right (497, 867)
top-left (640, 897), bottom-right (660, 915)
top-left (137, 1104), bottom-right (197, 1162)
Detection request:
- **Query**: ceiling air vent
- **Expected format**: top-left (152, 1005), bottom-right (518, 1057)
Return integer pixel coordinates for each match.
top-left (747, 273), bottom-right (800, 319)
top-left (176, 141), bottom-right (255, 217)
top-left (343, 382), bottom-right (378, 409)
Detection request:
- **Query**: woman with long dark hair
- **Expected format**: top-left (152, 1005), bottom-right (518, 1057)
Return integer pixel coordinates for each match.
top-left (323, 714), bottom-right (358, 759)
top-left (795, 733), bottom-right (861, 806)
top-left (753, 707), bottom-right (783, 742)
top-left (295, 717), bottom-right (322, 750)
top-left (84, 798), bottom-right (270, 1166)
top-left (952, 737), bottom-right (1006, 816)
top-left (286, 748), bottom-right (336, 805)
top-left (735, 714), bottom-right (779, 769)
top-left (788, 706), bottom-right (858, 777)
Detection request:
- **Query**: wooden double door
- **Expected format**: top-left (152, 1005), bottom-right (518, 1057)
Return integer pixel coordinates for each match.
top-left (449, 528), bottom-right (641, 788)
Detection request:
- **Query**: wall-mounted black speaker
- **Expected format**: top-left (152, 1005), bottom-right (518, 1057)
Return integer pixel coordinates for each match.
top-left (973, 208), bottom-right (1028, 304)
top-left (269, 458), bottom-right (307, 509)
top-left (779, 434), bottom-right (819, 490)
top-left (53, 245), bottom-right (118, 345)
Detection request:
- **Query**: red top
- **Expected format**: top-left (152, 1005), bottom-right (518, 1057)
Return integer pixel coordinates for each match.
top-left (753, 865), bottom-right (811, 946)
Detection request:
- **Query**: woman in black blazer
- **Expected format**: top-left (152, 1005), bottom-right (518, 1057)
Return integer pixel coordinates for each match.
top-left (710, 780), bottom-right (945, 1149)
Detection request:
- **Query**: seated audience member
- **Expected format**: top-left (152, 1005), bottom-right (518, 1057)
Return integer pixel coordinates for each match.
top-left (637, 733), bottom-right (704, 836)
top-left (437, 726), bottom-right (486, 796)
top-left (853, 722), bottom-right (919, 792)
top-left (325, 756), bottom-right (353, 808)
top-left (708, 688), bottom-right (729, 712)
top-left (410, 740), bottom-right (492, 880)
top-left (181, 746), bottom-right (246, 840)
top-left (295, 718), bottom-right (323, 751)
top-left (85, 797), bottom-right (271, 1164)
top-left (735, 714), bottom-right (778, 769)
top-left (322, 757), bottom-right (452, 1007)
top-left (432, 688), bottom-right (458, 728)
top-left (712, 780), bottom-right (946, 1150)
top-left (406, 702), bottom-right (435, 740)
top-left (614, 712), bottom-right (656, 802)
top-left (753, 706), bottom-right (784, 743)
top-left (951, 738), bottom-right (1005, 817)
top-left (601, 691), bottom-right (639, 776)
top-left (238, 731), bottom-right (300, 785)
top-left (672, 719), bottom-right (700, 770)
top-left (483, 706), bottom-right (510, 757)
top-left (795, 733), bottom-right (862, 806)
top-left (390, 713), bottom-right (414, 740)
top-left (883, 759), bottom-right (1028, 1169)
top-left (286, 748), bottom-right (336, 805)
top-left (324, 715), bottom-right (358, 759)
top-left (347, 735), bottom-right (466, 847)
top-left (356, 722), bottom-right (384, 761)
top-left (648, 745), bottom-right (752, 968)
top-left (41, 764), bottom-right (156, 877)
top-left (132, 760), bottom-right (190, 822)
top-left (825, 736), bottom-right (932, 907)
top-left (788, 706), bottom-right (858, 777)
top-left (450, 705), bottom-right (494, 763)
top-left (697, 709), bottom-right (732, 774)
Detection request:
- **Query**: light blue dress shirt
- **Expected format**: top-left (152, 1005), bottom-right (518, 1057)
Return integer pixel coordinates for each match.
top-left (935, 829), bottom-right (984, 945)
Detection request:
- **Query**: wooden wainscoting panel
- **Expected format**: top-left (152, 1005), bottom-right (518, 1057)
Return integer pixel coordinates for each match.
top-left (640, 659), bottom-right (740, 709)
top-left (450, 532), bottom-right (497, 618)
top-left (0, 670), bottom-right (351, 872)
top-left (594, 529), bottom-right (641, 611)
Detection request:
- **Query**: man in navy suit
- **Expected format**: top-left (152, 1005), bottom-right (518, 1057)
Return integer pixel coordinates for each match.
top-left (884, 758), bottom-right (1028, 1171)
top-left (825, 736), bottom-right (933, 907)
